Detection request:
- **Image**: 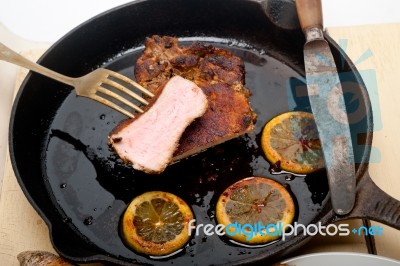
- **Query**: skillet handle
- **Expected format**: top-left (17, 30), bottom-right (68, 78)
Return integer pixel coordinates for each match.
top-left (295, 0), bottom-right (323, 32)
top-left (343, 171), bottom-right (400, 229)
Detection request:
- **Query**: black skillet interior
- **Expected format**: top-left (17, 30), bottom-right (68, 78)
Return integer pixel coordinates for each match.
top-left (9, 0), bottom-right (372, 265)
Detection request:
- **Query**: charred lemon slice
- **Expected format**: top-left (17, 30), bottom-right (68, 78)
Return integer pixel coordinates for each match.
top-left (216, 177), bottom-right (295, 244)
top-left (122, 191), bottom-right (194, 256)
top-left (261, 111), bottom-right (324, 174)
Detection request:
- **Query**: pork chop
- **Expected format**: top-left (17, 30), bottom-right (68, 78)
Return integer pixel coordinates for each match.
top-left (134, 36), bottom-right (256, 160)
top-left (109, 76), bottom-right (208, 174)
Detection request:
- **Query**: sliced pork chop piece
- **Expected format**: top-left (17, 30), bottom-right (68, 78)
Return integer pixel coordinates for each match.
top-left (109, 76), bottom-right (208, 174)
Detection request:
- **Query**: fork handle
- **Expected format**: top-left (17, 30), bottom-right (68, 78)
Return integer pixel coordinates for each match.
top-left (0, 42), bottom-right (75, 86)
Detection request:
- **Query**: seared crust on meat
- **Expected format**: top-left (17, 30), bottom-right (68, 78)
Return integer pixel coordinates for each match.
top-left (135, 36), bottom-right (256, 159)
top-left (135, 36), bottom-right (245, 93)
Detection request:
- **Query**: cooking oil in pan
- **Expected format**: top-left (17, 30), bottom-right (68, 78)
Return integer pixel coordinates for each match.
top-left (44, 40), bottom-right (330, 265)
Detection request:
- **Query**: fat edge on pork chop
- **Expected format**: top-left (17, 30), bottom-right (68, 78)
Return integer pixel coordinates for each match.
top-left (134, 35), bottom-right (256, 161)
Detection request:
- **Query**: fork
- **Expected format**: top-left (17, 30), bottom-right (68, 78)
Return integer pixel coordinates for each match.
top-left (0, 42), bottom-right (154, 118)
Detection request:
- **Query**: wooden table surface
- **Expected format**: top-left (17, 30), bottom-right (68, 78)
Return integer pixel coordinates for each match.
top-left (1, 24), bottom-right (399, 265)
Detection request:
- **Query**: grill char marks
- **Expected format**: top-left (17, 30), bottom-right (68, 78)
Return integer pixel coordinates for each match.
top-left (134, 36), bottom-right (256, 160)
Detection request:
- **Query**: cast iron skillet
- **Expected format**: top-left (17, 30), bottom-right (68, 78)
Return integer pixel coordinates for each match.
top-left (9, 0), bottom-right (400, 265)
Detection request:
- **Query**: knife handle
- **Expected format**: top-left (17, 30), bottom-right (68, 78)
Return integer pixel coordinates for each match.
top-left (295, 0), bottom-right (323, 32)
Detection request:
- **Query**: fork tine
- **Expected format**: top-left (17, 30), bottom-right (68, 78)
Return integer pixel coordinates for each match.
top-left (97, 86), bottom-right (145, 113)
top-left (102, 78), bottom-right (150, 105)
top-left (106, 71), bottom-right (154, 97)
top-left (91, 94), bottom-right (135, 118)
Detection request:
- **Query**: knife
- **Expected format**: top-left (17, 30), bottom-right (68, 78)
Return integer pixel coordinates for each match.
top-left (295, 0), bottom-right (356, 215)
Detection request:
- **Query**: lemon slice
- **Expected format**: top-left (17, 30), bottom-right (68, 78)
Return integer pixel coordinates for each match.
top-left (216, 177), bottom-right (295, 244)
top-left (261, 111), bottom-right (324, 174)
top-left (122, 191), bottom-right (194, 256)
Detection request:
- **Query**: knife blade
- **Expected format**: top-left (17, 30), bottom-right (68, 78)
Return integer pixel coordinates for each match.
top-left (295, 0), bottom-right (356, 215)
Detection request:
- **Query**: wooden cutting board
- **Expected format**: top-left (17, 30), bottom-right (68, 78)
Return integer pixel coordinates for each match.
top-left (1, 24), bottom-right (399, 265)
top-left (327, 23), bottom-right (400, 259)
